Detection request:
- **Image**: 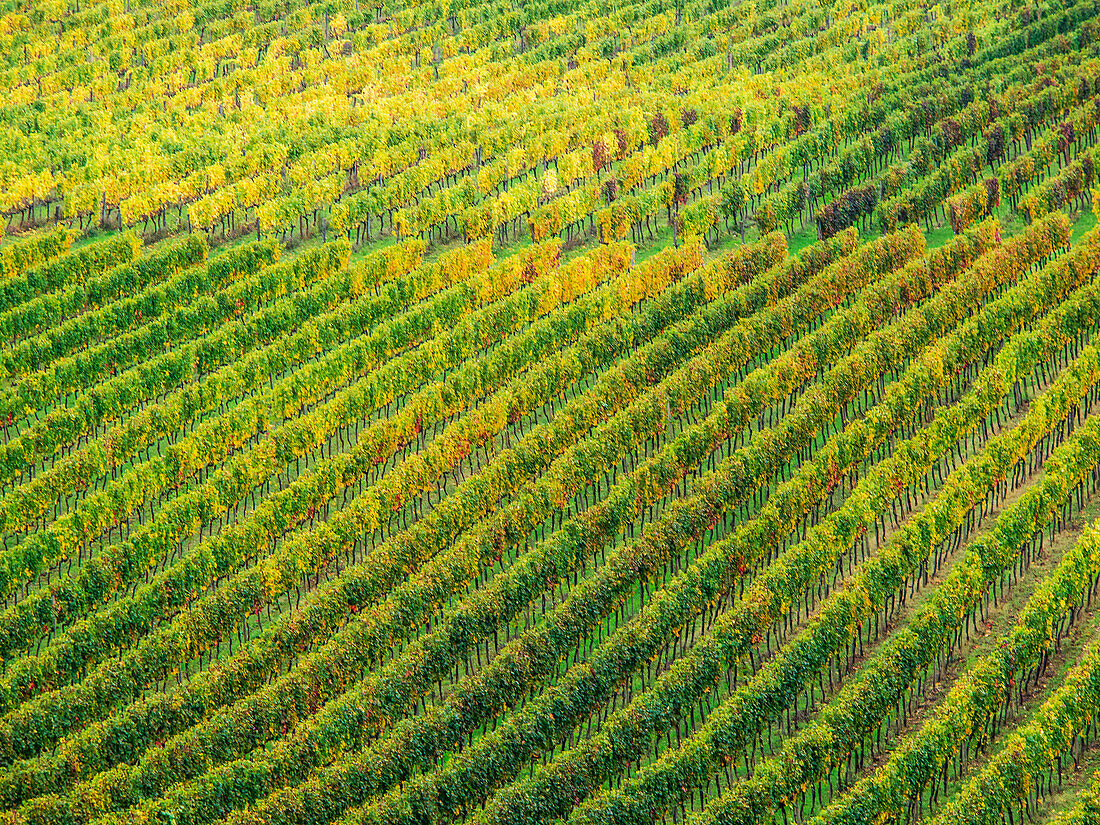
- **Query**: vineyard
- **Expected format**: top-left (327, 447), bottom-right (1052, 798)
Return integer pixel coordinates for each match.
top-left (4, 0), bottom-right (1100, 823)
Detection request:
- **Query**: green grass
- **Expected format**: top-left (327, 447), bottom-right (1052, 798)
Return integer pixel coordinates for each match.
top-left (925, 219), bottom-right (956, 249)
top-left (1071, 207), bottom-right (1097, 243)
top-left (1040, 754), bottom-right (1100, 822)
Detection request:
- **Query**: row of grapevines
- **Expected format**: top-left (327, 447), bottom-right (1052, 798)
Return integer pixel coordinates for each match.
top-left (0, 235), bottom-right (206, 345)
top-left (241, 226), bottom-right (1021, 825)
top-left (452, 214), bottom-right (1075, 825)
top-left (0, 239), bottom-right (281, 470)
top-left (0, 229), bottom-right (70, 281)
top-left (0, 243), bottom-right (715, 765)
top-left (686, 337), bottom-right (1100, 825)
top-left (0, 241), bottom-right (643, 704)
top-left (814, 466), bottom-right (1100, 825)
top-left (0, 236), bottom-right (796, 813)
top-left (0, 234), bottom-right (139, 317)
top-left (1019, 143), bottom-right (1100, 223)
top-left (0, 238), bottom-right (567, 604)
top-left (102, 229), bottom-right (926, 825)
top-left (925, 627), bottom-right (1100, 825)
top-left (0, 239), bottom-right (626, 683)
